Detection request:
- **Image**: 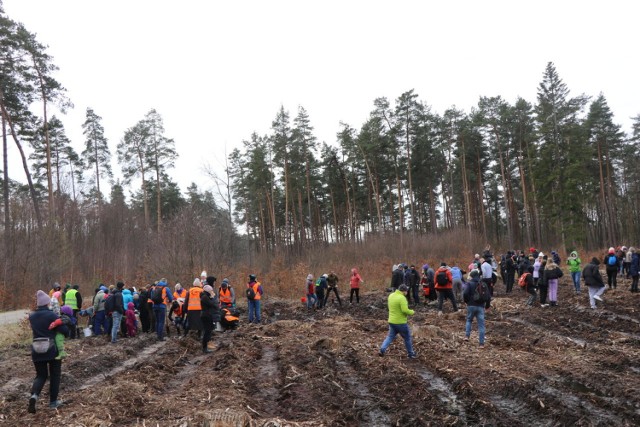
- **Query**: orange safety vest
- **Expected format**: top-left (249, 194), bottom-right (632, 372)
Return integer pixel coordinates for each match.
top-left (251, 282), bottom-right (261, 300)
top-left (219, 288), bottom-right (232, 304)
top-left (173, 289), bottom-right (187, 300)
top-left (173, 301), bottom-right (183, 317)
top-left (187, 287), bottom-right (203, 311)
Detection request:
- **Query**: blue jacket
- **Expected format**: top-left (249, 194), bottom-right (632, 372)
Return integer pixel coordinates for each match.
top-left (154, 282), bottom-right (173, 308)
top-left (630, 253), bottom-right (640, 277)
top-left (29, 306), bottom-right (69, 362)
top-left (122, 289), bottom-right (133, 308)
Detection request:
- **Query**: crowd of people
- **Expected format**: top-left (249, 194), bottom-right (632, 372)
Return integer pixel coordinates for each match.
top-left (303, 268), bottom-right (364, 309)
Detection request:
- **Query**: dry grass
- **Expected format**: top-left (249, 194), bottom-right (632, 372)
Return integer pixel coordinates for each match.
top-left (0, 318), bottom-right (32, 353)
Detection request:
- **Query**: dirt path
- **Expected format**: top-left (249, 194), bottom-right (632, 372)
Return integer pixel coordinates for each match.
top-left (0, 309), bottom-right (29, 325)
top-left (1, 282), bottom-right (639, 426)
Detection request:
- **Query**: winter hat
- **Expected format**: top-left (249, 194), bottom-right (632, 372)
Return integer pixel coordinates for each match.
top-left (469, 270), bottom-right (480, 278)
top-left (52, 291), bottom-right (61, 300)
top-left (64, 283), bottom-right (71, 291)
top-left (202, 285), bottom-right (214, 295)
top-left (133, 292), bottom-right (139, 300)
top-left (630, 247), bottom-right (636, 253)
top-left (60, 305), bottom-right (73, 317)
top-left (307, 274), bottom-right (314, 281)
top-left (36, 290), bottom-right (50, 307)
top-left (322, 274), bottom-right (328, 278)
top-left (529, 247), bottom-right (536, 253)
top-left (622, 246), bottom-right (628, 252)
top-left (222, 278), bottom-right (229, 285)
top-left (474, 254), bottom-right (480, 259)
top-left (440, 262), bottom-right (447, 267)
top-left (201, 271), bottom-right (207, 278)
top-left (249, 274), bottom-right (257, 282)
top-left (193, 278), bottom-right (202, 287)
top-left (392, 264), bottom-right (398, 271)
top-left (422, 264), bottom-right (429, 271)
top-left (538, 252), bottom-right (545, 258)
top-left (99, 285), bottom-right (108, 292)
top-left (175, 283), bottom-right (182, 291)
top-left (206, 276), bottom-right (217, 286)
top-left (127, 302), bottom-right (135, 310)
top-left (608, 247), bottom-right (615, 254)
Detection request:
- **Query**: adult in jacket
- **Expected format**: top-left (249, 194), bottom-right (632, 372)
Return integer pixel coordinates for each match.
top-left (28, 291), bottom-right (69, 413)
top-left (200, 282), bottom-right (221, 353)
top-left (583, 257), bottom-right (606, 309)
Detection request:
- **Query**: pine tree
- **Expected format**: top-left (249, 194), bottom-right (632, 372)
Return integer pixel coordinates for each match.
top-left (81, 107), bottom-right (112, 206)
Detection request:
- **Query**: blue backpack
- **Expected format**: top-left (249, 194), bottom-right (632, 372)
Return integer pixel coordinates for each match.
top-left (608, 255), bottom-right (617, 266)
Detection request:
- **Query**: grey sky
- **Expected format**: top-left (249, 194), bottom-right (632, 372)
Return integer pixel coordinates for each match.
top-left (3, 0), bottom-right (638, 195)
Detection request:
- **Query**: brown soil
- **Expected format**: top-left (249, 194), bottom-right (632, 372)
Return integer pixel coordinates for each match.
top-left (1, 277), bottom-right (639, 426)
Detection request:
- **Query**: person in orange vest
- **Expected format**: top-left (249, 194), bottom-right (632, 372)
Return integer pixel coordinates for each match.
top-left (434, 262), bottom-right (458, 314)
top-left (218, 278), bottom-right (235, 309)
top-left (168, 297), bottom-right (185, 335)
top-left (173, 283), bottom-right (187, 300)
top-left (182, 278), bottom-right (204, 338)
top-left (246, 274), bottom-right (263, 324)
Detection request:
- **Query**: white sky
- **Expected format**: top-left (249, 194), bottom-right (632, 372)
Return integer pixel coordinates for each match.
top-left (3, 0), bottom-right (639, 196)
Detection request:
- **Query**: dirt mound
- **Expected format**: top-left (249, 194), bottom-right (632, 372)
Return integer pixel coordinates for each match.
top-left (1, 279), bottom-right (639, 426)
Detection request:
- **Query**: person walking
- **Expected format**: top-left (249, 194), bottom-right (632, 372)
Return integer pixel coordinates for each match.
top-left (379, 284), bottom-right (417, 359)
top-left (28, 291), bottom-right (69, 413)
top-left (583, 257), bottom-right (606, 309)
top-left (349, 268), bottom-right (363, 304)
top-left (200, 283), bottom-right (221, 354)
top-left (246, 274), bottom-right (263, 324)
top-left (435, 263), bottom-right (458, 314)
top-left (463, 270), bottom-right (491, 347)
top-left (567, 251), bottom-right (582, 294)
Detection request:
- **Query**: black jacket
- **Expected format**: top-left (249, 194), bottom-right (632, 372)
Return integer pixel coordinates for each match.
top-left (391, 269), bottom-right (404, 289)
top-left (200, 292), bottom-right (221, 323)
top-left (583, 260), bottom-right (605, 288)
top-left (113, 290), bottom-right (125, 315)
top-left (463, 278), bottom-right (491, 308)
top-left (29, 306), bottom-right (69, 361)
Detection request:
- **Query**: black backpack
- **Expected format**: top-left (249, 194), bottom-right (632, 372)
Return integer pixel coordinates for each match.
top-left (104, 294), bottom-right (115, 313)
top-left (473, 282), bottom-right (489, 304)
top-left (151, 287), bottom-right (164, 304)
top-left (246, 286), bottom-right (256, 300)
top-left (436, 270), bottom-right (448, 286)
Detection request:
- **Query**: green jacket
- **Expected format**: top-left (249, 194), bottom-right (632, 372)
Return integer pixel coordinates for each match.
top-left (567, 253), bottom-right (582, 273)
top-left (387, 290), bottom-right (414, 324)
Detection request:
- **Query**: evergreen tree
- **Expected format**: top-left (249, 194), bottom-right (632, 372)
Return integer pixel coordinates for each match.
top-left (81, 107), bottom-right (112, 205)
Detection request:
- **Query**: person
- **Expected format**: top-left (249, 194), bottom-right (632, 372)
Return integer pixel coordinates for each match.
top-left (325, 271), bottom-right (342, 307)
top-left (315, 274), bottom-right (327, 310)
top-left (534, 253), bottom-right (547, 305)
top-left (379, 284), bottom-right (416, 359)
top-left (504, 252), bottom-right (517, 293)
top-left (480, 256), bottom-right (494, 297)
top-left (435, 262), bottom-right (458, 314)
top-left (567, 251), bottom-right (582, 294)
top-left (200, 284), bottom-right (220, 353)
top-left (168, 298), bottom-right (185, 335)
top-left (138, 285), bottom-right (152, 333)
top-left (305, 274), bottom-right (317, 309)
top-left (405, 265), bottom-right (421, 307)
top-left (551, 250), bottom-right (561, 265)
top-left (629, 247), bottom-right (639, 293)
top-left (49, 291), bottom-right (62, 317)
top-left (63, 284), bottom-right (82, 339)
top-left (246, 274), bottom-right (263, 323)
top-left (390, 264), bottom-right (404, 290)
top-left (543, 259), bottom-right (563, 307)
top-left (522, 266), bottom-right (536, 306)
top-left (350, 268), bottom-right (363, 304)
top-left (463, 270), bottom-right (491, 347)
top-left (28, 290), bottom-right (69, 413)
top-left (583, 257), bottom-right (606, 309)
top-left (450, 263), bottom-right (464, 303)
top-left (110, 282), bottom-right (125, 343)
top-left (183, 278), bottom-right (204, 338)
top-left (218, 279), bottom-right (235, 308)
top-left (604, 247), bottom-right (619, 290)
top-left (624, 246), bottom-right (633, 279)
top-left (200, 283), bottom-right (221, 353)
top-left (47, 305), bottom-right (75, 360)
top-left (174, 283), bottom-right (187, 300)
top-left (125, 302), bottom-right (138, 338)
top-left (92, 285), bottom-right (108, 335)
top-left (152, 279), bottom-right (173, 341)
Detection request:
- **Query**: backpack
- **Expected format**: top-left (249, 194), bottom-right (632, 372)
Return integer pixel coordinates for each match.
top-left (607, 255), bottom-right (617, 266)
top-left (473, 281), bottom-right (489, 303)
top-left (104, 294), bottom-right (115, 313)
top-left (246, 285), bottom-right (256, 300)
top-left (518, 272), bottom-right (531, 288)
top-left (151, 287), bottom-right (164, 305)
top-left (436, 270), bottom-right (448, 286)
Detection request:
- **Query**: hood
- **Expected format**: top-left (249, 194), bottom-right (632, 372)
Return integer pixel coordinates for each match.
top-left (60, 305), bottom-right (73, 317)
top-left (122, 289), bottom-right (132, 296)
top-left (569, 251), bottom-right (578, 258)
top-left (127, 302), bottom-right (135, 310)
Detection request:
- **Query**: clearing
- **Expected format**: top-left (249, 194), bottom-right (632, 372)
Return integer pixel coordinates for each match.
top-left (1, 276), bottom-right (639, 426)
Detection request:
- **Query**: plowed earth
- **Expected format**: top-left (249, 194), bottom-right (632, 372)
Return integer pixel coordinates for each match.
top-left (1, 275), bottom-right (639, 426)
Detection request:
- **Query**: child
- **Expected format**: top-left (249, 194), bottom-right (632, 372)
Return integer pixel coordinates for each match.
top-left (48, 305), bottom-right (76, 359)
top-left (49, 291), bottom-right (62, 316)
top-left (125, 302), bottom-right (138, 338)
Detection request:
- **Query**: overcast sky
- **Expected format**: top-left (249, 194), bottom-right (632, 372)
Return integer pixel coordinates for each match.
top-left (3, 0), bottom-right (638, 196)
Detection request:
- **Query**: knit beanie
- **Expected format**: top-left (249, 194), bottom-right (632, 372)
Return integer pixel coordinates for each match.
top-left (608, 247), bottom-right (615, 254)
top-left (307, 274), bottom-right (313, 281)
top-left (36, 290), bottom-right (50, 307)
top-left (193, 278), bottom-right (202, 287)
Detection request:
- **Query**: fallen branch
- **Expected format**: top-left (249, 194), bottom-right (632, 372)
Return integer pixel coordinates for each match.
top-left (247, 405), bottom-right (261, 416)
top-left (331, 380), bottom-right (344, 391)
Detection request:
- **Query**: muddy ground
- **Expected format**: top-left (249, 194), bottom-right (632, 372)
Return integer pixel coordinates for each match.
top-left (1, 276), bottom-right (639, 426)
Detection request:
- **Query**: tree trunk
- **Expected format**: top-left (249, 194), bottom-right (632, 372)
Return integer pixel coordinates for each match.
top-left (492, 127), bottom-right (513, 248)
top-left (2, 114), bottom-right (9, 232)
top-left (34, 62), bottom-right (55, 221)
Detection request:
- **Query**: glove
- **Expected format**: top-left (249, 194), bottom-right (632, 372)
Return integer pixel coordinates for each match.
top-left (49, 318), bottom-right (63, 330)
